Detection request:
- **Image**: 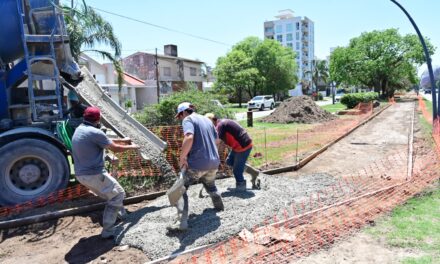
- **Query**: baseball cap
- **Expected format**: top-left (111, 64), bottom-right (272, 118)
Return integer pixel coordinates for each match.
top-left (175, 102), bottom-right (193, 118)
top-left (83, 106), bottom-right (101, 122)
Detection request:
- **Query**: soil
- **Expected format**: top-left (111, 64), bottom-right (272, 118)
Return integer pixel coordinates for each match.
top-left (0, 99), bottom-right (431, 264)
top-left (261, 96), bottom-right (336, 124)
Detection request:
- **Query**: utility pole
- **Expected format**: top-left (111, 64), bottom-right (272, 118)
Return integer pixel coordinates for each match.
top-left (390, 0), bottom-right (438, 122)
top-left (155, 48), bottom-right (160, 103)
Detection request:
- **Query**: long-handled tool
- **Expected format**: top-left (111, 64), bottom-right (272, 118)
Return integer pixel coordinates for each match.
top-left (166, 169), bottom-right (186, 206)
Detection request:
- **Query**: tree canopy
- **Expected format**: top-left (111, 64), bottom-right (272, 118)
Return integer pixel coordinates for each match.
top-left (214, 37), bottom-right (298, 106)
top-left (329, 28), bottom-right (435, 97)
top-left (63, 0), bottom-right (124, 92)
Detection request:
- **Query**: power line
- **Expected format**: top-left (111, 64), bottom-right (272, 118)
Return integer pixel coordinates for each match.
top-left (89, 6), bottom-right (232, 47)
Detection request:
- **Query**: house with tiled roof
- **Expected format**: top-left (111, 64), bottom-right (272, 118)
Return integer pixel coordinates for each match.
top-left (78, 54), bottom-right (158, 113)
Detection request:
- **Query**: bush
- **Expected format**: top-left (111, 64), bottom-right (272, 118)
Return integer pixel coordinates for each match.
top-left (340, 92), bottom-right (379, 109)
top-left (134, 87), bottom-right (234, 126)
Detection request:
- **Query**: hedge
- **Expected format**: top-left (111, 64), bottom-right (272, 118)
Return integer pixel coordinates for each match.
top-left (340, 92), bottom-right (379, 109)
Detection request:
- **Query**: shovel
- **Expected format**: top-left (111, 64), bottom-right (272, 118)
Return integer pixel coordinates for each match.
top-left (166, 169), bottom-right (187, 206)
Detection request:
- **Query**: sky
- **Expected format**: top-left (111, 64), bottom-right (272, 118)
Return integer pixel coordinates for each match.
top-left (62, 0), bottom-right (440, 74)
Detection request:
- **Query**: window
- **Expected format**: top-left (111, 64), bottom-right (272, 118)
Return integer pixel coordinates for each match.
top-left (286, 23), bottom-right (293, 32)
top-left (190, 67), bottom-right (197, 76)
top-left (286, 33), bottom-right (293, 41)
top-left (296, 32), bottom-right (300, 40)
top-left (296, 22), bottom-right (300, 30)
top-left (287, 42), bottom-right (293, 48)
top-left (276, 35), bottom-right (283, 42)
top-left (163, 67), bottom-right (171, 77)
top-left (275, 25), bottom-right (282, 33)
top-left (296, 42), bottom-right (300, 50)
top-left (265, 27), bottom-right (274, 34)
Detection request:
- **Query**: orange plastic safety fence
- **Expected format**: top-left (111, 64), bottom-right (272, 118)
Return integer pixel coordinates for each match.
top-left (0, 184), bottom-right (89, 218)
top-left (173, 148), bottom-right (439, 263)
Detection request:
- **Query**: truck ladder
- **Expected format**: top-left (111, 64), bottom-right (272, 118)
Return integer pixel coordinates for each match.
top-left (17, 0), bottom-right (68, 122)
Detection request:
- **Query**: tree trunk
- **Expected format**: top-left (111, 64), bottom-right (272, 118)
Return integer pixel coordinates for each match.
top-left (238, 87), bottom-right (243, 108)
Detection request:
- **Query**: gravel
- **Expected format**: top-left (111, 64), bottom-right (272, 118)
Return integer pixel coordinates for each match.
top-left (75, 69), bottom-right (176, 185)
top-left (115, 173), bottom-right (346, 260)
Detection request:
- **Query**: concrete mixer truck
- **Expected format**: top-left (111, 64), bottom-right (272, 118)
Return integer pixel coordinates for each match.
top-left (0, 0), bottom-right (83, 205)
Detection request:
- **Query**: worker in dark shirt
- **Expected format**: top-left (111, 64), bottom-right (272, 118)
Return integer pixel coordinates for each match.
top-left (66, 90), bottom-right (87, 118)
top-left (205, 113), bottom-right (253, 191)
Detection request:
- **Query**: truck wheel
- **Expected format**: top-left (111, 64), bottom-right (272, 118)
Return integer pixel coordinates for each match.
top-left (0, 139), bottom-right (69, 206)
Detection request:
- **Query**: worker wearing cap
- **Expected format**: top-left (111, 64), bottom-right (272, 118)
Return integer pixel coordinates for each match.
top-left (71, 107), bottom-right (139, 238)
top-left (66, 90), bottom-right (87, 118)
top-left (168, 102), bottom-right (224, 231)
top-left (205, 113), bottom-right (252, 191)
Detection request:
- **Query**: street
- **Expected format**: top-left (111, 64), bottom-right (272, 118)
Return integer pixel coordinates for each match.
top-left (234, 98), bottom-right (334, 121)
top-left (235, 109), bottom-right (275, 121)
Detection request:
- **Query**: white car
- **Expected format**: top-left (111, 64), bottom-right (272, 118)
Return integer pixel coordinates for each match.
top-left (247, 95), bottom-right (275, 111)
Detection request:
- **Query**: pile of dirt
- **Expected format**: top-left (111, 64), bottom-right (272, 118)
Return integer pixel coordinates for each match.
top-left (262, 96), bottom-right (337, 124)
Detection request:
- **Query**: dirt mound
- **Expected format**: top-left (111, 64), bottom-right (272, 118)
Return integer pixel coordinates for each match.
top-left (262, 96), bottom-right (336, 124)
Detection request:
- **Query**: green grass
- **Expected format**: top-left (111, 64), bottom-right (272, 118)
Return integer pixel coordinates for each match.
top-left (424, 99), bottom-right (433, 117)
top-left (367, 188), bottom-right (440, 263)
top-left (321, 102), bottom-right (346, 113)
top-left (235, 121), bottom-right (313, 167)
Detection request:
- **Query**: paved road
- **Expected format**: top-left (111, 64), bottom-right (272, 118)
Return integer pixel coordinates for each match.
top-left (422, 92), bottom-right (433, 101)
top-left (234, 98), bottom-right (333, 121)
top-left (235, 109), bottom-right (275, 121)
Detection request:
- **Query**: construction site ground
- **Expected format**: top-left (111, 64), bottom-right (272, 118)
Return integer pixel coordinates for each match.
top-left (0, 100), bottom-right (436, 264)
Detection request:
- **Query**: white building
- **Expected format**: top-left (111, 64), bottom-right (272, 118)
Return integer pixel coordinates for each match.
top-left (78, 54), bottom-right (157, 112)
top-left (264, 9), bottom-right (315, 95)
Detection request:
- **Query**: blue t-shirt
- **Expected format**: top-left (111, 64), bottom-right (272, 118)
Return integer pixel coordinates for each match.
top-left (182, 113), bottom-right (220, 171)
top-left (72, 123), bottom-right (112, 176)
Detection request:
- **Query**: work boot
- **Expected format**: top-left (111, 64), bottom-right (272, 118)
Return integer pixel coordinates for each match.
top-left (166, 218), bottom-right (188, 231)
top-left (117, 208), bottom-right (128, 221)
top-left (167, 193), bottom-right (189, 231)
top-left (236, 180), bottom-right (247, 191)
top-left (209, 191), bottom-right (224, 211)
top-left (101, 226), bottom-right (116, 239)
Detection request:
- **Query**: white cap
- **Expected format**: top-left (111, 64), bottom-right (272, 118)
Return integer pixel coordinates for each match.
top-left (175, 102), bottom-right (192, 117)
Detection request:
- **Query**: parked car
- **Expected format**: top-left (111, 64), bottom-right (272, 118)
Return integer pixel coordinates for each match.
top-left (335, 92), bottom-right (345, 102)
top-left (210, 99), bottom-right (224, 108)
top-left (247, 95), bottom-right (275, 111)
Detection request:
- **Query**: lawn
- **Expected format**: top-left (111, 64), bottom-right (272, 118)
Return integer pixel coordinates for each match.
top-left (367, 187), bottom-right (440, 264)
top-left (424, 99), bottom-right (433, 117)
top-left (236, 120), bottom-right (314, 167)
top-left (321, 102), bottom-right (346, 113)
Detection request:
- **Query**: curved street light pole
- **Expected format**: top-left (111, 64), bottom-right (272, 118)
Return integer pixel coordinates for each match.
top-left (390, 0), bottom-right (438, 122)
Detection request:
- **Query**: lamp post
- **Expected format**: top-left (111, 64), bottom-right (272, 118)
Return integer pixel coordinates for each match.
top-left (390, 0), bottom-right (438, 122)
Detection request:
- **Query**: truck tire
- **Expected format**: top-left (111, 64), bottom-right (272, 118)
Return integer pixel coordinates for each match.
top-left (259, 104), bottom-right (264, 111)
top-left (0, 139), bottom-right (69, 206)
top-left (270, 103), bottom-right (274, 110)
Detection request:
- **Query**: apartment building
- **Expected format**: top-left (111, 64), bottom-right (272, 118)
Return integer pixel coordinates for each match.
top-left (264, 9), bottom-right (314, 95)
top-left (122, 45), bottom-right (205, 95)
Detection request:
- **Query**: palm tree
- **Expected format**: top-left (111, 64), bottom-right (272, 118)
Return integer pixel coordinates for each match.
top-left (63, 0), bottom-right (124, 103)
top-left (305, 59), bottom-right (329, 99)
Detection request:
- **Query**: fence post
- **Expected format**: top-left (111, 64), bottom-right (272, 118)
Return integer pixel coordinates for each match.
top-left (247, 111), bottom-right (253, 127)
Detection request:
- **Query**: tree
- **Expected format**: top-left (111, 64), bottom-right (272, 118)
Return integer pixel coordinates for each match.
top-left (214, 37), bottom-right (298, 105)
top-left (330, 28), bottom-right (435, 97)
top-left (305, 59), bottom-right (329, 96)
top-left (63, 1), bottom-right (124, 103)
